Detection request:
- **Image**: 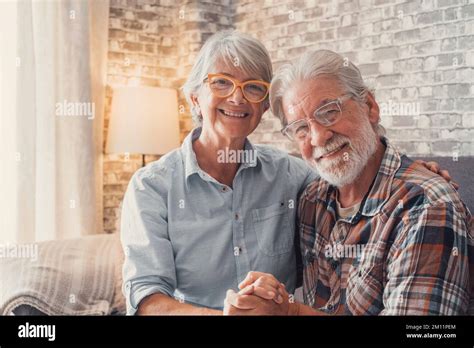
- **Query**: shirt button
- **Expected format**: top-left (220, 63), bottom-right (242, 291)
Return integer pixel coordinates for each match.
top-left (222, 187), bottom-right (227, 192)
top-left (234, 247), bottom-right (241, 256)
top-left (327, 303), bottom-right (333, 311)
top-left (234, 213), bottom-right (239, 220)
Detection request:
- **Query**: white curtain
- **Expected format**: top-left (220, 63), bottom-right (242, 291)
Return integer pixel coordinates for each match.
top-left (0, 0), bottom-right (109, 243)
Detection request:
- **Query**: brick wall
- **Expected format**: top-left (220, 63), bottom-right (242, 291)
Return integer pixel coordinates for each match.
top-left (236, 0), bottom-right (474, 156)
top-left (103, 0), bottom-right (473, 234)
top-left (103, 0), bottom-right (232, 234)
top-left (234, 0), bottom-right (474, 156)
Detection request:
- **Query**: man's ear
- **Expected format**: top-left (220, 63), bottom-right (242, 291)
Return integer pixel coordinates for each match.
top-left (365, 91), bottom-right (380, 126)
top-left (262, 100), bottom-right (270, 113)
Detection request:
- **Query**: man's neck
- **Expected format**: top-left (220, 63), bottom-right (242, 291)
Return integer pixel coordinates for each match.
top-left (337, 140), bottom-right (386, 208)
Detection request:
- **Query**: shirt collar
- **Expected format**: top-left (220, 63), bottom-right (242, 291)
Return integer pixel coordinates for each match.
top-left (360, 137), bottom-right (401, 216)
top-left (181, 127), bottom-right (259, 182)
top-left (182, 127), bottom-right (202, 180)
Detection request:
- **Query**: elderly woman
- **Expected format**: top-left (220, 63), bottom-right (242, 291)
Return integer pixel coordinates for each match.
top-left (121, 30), bottom-right (453, 315)
top-left (120, 30), bottom-right (317, 315)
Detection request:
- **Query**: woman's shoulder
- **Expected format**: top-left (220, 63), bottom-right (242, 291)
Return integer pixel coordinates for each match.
top-left (254, 144), bottom-right (305, 166)
top-left (254, 144), bottom-right (313, 176)
top-left (253, 144), bottom-right (291, 159)
top-left (130, 149), bottom-right (182, 188)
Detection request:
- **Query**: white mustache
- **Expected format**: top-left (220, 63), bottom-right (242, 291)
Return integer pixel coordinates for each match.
top-left (312, 136), bottom-right (350, 159)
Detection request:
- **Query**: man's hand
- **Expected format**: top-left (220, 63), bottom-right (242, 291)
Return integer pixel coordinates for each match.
top-left (223, 287), bottom-right (293, 315)
top-left (223, 271), bottom-right (296, 315)
top-left (238, 271), bottom-right (286, 303)
top-left (415, 160), bottom-right (459, 189)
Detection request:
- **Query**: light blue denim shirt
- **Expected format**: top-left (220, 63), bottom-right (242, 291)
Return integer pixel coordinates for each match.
top-left (121, 127), bottom-right (318, 314)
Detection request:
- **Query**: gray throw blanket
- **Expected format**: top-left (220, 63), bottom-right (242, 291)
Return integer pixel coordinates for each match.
top-left (0, 234), bottom-right (125, 315)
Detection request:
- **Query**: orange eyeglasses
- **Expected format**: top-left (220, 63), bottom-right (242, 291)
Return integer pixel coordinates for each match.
top-left (204, 73), bottom-right (270, 103)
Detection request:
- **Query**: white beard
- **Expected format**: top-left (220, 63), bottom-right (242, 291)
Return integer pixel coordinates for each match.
top-left (309, 119), bottom-right (378, 188)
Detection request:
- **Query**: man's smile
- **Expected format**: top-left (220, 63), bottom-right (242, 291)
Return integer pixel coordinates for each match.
top-left (317, 142), bottom-right (349, 160)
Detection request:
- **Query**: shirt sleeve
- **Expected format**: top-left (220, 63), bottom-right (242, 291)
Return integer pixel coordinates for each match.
top-left (380, 202), bottom-right (471, 315)
top-left (120, 166), bottom-right (177, 315)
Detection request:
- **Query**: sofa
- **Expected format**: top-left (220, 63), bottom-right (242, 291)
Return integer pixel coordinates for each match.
top-left (1, 157), bottom-right (472, 316)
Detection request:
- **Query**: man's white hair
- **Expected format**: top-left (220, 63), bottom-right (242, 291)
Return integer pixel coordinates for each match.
top-left (182, 30), bottom-right (273, 126)
top-left (270, 49), bottom-right (385, 136)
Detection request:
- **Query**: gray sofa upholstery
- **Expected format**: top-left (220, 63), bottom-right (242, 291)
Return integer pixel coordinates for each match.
top-left (411, 157), bottom-right (473, 212)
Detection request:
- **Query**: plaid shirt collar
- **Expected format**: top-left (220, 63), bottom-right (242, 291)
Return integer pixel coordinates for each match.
top-left (304, 137), bottom-right (402, 220)
top-left (361, 137), bottom-right (402, 216)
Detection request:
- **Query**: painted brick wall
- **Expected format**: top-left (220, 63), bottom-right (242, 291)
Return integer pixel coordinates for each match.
top-left (103, 0), bottom-right (233, 233)
top-left (103, 0), bottom-right (473, 234)
top-left (235, 0), bottom-right (474, 156)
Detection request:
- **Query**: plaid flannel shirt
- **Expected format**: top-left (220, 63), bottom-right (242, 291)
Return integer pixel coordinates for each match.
top-left (298, 137), bottom-right (473, 315)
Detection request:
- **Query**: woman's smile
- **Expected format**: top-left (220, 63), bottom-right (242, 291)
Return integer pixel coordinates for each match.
top-left (217, 108), bottom-right (251, 119)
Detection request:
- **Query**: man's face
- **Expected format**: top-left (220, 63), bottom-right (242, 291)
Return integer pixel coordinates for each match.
top-left (282, 76), bottom-right (380, 187)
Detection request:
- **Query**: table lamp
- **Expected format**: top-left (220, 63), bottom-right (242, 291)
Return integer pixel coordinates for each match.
top-left (106, 86), bottom-right (180, 166)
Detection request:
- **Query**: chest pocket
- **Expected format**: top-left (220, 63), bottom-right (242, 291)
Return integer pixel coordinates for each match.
top-left (252, 202), bottom-right (293, 256)
top-left (345, 242), bottom-right (385, 315)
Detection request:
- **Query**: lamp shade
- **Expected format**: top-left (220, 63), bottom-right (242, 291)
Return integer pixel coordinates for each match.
top-left (106, 86), bottom-right (180, 155)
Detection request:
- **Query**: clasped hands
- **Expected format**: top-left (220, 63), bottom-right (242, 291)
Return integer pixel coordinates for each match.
top-left (223, 271), bottom-right (297, 315)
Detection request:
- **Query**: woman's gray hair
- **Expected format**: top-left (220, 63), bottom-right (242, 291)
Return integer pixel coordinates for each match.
top-left (270, 49), bottom-right (385, 136)
top-left (182, 30), bottom-right (273, 126)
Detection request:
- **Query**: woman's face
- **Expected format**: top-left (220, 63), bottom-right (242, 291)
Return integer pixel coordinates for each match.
top-left (192, 60), bottom-right (269, 141)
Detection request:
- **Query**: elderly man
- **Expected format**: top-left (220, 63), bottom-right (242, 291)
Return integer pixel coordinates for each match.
top-left (224, 49), bottom-right (473, 315)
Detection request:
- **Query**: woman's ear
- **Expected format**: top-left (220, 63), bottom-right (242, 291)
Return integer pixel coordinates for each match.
top-left (191, 94), bottom-right (199, 108)
top-left (365, 91), bottom-right (380, 126)
top-left (191, 94), bottom-right (201, 116)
